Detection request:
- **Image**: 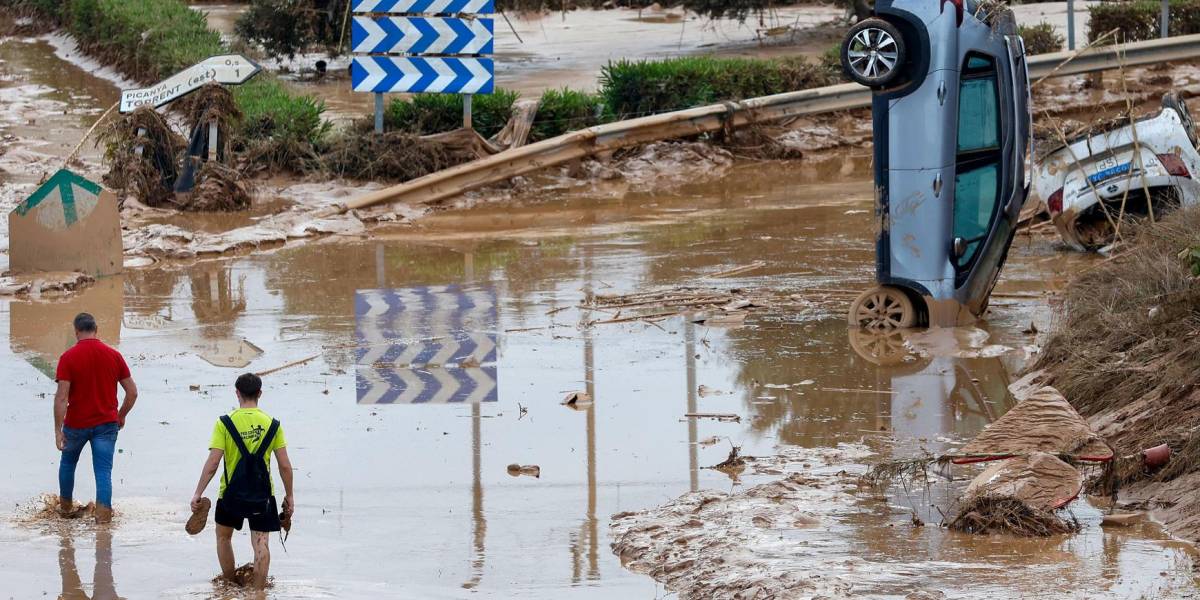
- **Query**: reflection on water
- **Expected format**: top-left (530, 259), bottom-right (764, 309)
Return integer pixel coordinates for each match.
top-left (58, 528), bottom-right (122, 600)
top-left (1, 175), bottom-right (1194, 597)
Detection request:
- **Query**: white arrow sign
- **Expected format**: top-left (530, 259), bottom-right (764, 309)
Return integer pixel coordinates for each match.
top-left (119, 54), bottom-right (261, 113)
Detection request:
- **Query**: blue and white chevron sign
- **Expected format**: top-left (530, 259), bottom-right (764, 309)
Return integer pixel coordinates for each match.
top-left (353, 16), bottom-right (494, 55)
top-left (352, 0), bottom-right (495, 15)
top-left (352, 56), bottom-right (493, 94)
top-left (354, 286), bottom-right (499, 404)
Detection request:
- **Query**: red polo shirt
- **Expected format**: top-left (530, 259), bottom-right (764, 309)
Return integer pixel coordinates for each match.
top-left (55, 338), bottom-right (131, 429)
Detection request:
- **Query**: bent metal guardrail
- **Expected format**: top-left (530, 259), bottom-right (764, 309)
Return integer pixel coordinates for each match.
top-left (338, 34), bottom-right (1200, 213)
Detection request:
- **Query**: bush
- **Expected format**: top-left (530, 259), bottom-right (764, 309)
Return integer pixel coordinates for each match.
top-left (385, 89), bottom-right (519, 138)
top-left (1018, 22), bottom-right (1064, 54)
top-left (529, 88), bottom-right (607, 141)
top-left (235, 0), bottom-right (347, 59)
top-left (599, 56), bottom-right (834, 118)
top-left (820, 43), bottom-right (844, 82)
top-left (1089, 0), bottom-right (1200, 42)
top-left (6, 0), bottom-right (330, 168)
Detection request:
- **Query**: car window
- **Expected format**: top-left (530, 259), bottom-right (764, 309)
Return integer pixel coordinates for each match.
top-left (953, 53), bottom-right (1003, 270)
top-left (953, 163), bottom-right (999, 267)
top-left (957, 75), bottom-right (999, 152)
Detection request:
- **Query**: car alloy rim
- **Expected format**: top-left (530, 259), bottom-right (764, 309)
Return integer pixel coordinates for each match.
top-left (847, 28), bottom-right (899, 80)
top-left (855, 289), bottom-right (907, 329)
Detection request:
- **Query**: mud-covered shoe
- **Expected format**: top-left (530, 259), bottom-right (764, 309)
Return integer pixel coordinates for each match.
top-left (186, 497), bottom-right (211, 535)
top-left (94, 505), bottom-right (113, 524)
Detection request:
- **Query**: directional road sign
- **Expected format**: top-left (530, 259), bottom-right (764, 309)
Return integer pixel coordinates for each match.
top-left (352, 56), bottom-right (493, 94)
top-left (353, 16), bottom-right (494, 55)
top-left (119, 54), bottom-right (262, 113)
top-left (352, 0), bottom-right (495, 14)
top-left (355, 286), bottom-right (498, 404)
top-left (8, 169), bottom-right (122, 277)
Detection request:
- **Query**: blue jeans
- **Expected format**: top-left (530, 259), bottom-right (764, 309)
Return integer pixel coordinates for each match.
top-left (59, 422), bottom-right (118, 508)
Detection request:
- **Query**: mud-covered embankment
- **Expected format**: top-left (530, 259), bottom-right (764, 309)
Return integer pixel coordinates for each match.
top-left (1033, 205), bottom-right (1200, 543)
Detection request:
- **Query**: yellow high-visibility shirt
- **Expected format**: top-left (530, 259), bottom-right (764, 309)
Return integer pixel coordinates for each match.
top-left (208, 408), bottom-right (287, 498)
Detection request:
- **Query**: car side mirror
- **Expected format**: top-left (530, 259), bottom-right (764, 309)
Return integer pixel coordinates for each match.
top-left (953, 237), bottom-right (968, 258)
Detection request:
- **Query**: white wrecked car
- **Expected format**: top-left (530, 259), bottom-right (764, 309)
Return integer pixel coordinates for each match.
top-left (1034, 93), bottom-right (1200, 250)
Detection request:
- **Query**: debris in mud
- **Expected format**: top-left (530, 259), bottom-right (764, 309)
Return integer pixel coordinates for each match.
top-left (947, 386), bottom-right (1113, 464)
top-left (175, 162), bottom-right (252, 212)
top-left (316, 126), bottom-right (477, 181)
top-left (684, 412), bottom-right (740, 423)
top-left (610, 444), bottom-right (872, 599)
top-left (175, 83), bottom-right (242, 143)
top-left (506, 464), bottom-right (541, 478)
top-left (97, 106), bottom-right (185, 207)
top-left (696, 385), bottom-right (725, 398)
top-left (583, 286), bottom-right (829, 325)
top-left (0, 271), bottom-right (93, 296)
top-left (561, 391), bottom-right (592, 410)
top-left (706, 445), bottom-right (748, 476)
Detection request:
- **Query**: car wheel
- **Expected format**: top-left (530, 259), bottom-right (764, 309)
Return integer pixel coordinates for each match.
top-left (841, 19), bottom-right (906, 88)
top-left (1163, 92), bottom-right (1199, 148)
top-left (848, 285), bottom-right (917, 330)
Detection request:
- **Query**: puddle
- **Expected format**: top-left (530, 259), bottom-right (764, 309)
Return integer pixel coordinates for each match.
top-left (2, 164), bottom-right (1191, 597)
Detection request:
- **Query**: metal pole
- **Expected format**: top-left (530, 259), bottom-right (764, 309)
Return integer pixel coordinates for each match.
top-left (374, 92), bottom-right (384, 134)
top-left (133, 127), bottom-right (147, 157)
top-left (207, 120), bottom-right (218, 161)
top-left (463, 94), bottom-right (473, 130)
top-left (1162, 0), bottom-right (1170, 38)
top-left (1067, 0), bottom-right (1076, 50)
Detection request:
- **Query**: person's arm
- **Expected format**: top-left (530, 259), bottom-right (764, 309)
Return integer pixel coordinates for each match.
top-left (53, 381), bottom-right (70, 450)
top-left (191, 449), bottom-right (223, 510)
top-left (117, 377), bottom-right (138, 429)
top-left (275, 447), bottom-right (294, 516)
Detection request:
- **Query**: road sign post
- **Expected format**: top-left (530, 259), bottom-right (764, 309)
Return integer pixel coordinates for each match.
top-left (352, 0), bottom-right (495, 131)
top-left (1067, 0), bottom-right (1075, 50)
top-left (375, 92), bottom-right (385, 134)
top-left (119, 54), bottom-right (261, 113)
top-left (1163, 0), bottom-right (1170, 38)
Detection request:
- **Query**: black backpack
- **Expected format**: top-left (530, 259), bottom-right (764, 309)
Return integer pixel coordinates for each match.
top-left (220, 415), bottom-right (280, 517)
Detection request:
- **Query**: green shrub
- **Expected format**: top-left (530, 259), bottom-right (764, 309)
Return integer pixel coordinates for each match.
top-left (529, 88), bottom-right (607, 141)
top-left (235, 0), bottom-right (347, 59)
top-left (820, 43), bottom-right (844, 82)
top-left (1089, 0), bottom-right (1200, 42)
top-left (385, 89), bottom-right (519, 138)
top-left (599, 55), bottom-right (833, 118)
top-left (1018, 22), bottom-right (1064, 54)
top-left (7, 0), bottom-right (329, 167)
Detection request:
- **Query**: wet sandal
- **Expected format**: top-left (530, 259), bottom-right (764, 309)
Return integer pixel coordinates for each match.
top-left (186, 497), bottom-right (211, 535)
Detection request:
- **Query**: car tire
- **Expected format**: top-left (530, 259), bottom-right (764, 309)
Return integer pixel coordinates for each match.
top-left (1163, 92), bottom-right (1199, 148)
top-left (841, 19), bottom-right (907, 88)
top-left (848, 285), bottom-right (918, 330)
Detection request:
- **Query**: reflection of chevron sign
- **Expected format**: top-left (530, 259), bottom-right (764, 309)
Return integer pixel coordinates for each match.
top-left (353, 17), bottom-right (493, 55)
top-left (355, 286), bottom-right (498, 404)
top-left (353, 0), bottom-right (495, 14)
top-left (352, 56), bottom-right (493, 94)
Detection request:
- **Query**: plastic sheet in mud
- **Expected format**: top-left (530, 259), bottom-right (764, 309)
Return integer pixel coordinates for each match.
top-left (947, 386), bottom-right (1113, 464)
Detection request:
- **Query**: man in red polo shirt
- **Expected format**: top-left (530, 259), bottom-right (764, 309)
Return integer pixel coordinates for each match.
top-left (54, 313), bottom-right (138, 524)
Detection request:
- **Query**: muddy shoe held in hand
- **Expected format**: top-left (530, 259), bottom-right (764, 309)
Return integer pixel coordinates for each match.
top-left (186, 497), bottom-right (211, 535)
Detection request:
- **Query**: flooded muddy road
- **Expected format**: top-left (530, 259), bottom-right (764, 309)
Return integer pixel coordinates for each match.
top-left (3, 155), bottom-right (1199, 598)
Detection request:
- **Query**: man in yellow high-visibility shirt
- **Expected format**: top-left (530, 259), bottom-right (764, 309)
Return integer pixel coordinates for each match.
top-left (189, 373), bottom-right (294, 590)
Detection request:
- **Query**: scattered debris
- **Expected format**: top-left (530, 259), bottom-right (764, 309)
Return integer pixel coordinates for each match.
top-left (684, 413), bottom-right (741, 423)
top-left (561, 391), bottom-right (593, 410)
top-left (506, 464), bottom-right (541, 478)
top-left (97, 106), bottom-right (185, 206)
top-left (705, 261), bottom-right (766, 279)
top-left (707, 445), bottom-right (748, 476)
top-left (696, 385), bottom-right (725, 398)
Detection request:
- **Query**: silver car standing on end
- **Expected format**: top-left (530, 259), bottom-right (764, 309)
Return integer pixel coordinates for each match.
top-left (840, 0), bottom-right (1031, 329)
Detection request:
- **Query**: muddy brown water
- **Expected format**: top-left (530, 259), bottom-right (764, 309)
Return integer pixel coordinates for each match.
top-left (3, 163), bottom-right (1199, 598)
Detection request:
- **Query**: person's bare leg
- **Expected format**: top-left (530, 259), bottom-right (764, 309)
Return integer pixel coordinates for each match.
top-left (215, 525), bottom-right (236, 581)
top-left (250, 531), bottom-right (271, 589)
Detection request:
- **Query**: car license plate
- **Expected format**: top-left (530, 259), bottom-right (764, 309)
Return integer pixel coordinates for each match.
top-left (1088, 162), bottom-right (1131, 184)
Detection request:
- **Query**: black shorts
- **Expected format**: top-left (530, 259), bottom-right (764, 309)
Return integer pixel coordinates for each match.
top-left (215, 496), bottom-right (281, 532)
